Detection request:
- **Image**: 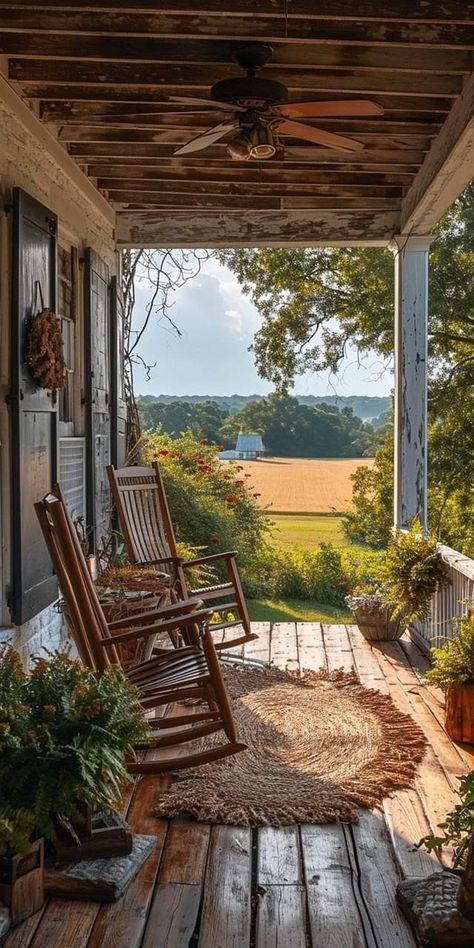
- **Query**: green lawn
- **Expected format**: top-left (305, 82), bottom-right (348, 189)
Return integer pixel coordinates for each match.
top-left (268, 513), bottom-right (350, 549)
top-left (248, 597), bottom-right (350, 623)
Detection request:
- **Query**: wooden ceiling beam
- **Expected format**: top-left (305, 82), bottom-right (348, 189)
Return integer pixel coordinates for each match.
top-left (39, 105), bottom-right (444, 134)
top-left (67, 142), bottom-right (425, 165)
top-left (107, 193), bottom-right (400, 209)
top-left (1, 34), bottom-right (471, 74)
top-left (1, 10), bottom-right (473, 49)
top-left (115, 208), bottom-right (401, 248)
top-left (8, 60), bottom-right (462, 96)
top-left (2, 2), bottom-right (473, 27)
top-left (18, 86), bottom-right (455, 113)
top-left (57, 127), bottom-right (433, 151)
top-left (88, 164), bottom-right (414, 184)
top-left (97, 179), bottom-right (404, 196)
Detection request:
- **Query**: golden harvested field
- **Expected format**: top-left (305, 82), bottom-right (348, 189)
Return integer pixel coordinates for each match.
top-left (230, 457), bottom-right (375, 513)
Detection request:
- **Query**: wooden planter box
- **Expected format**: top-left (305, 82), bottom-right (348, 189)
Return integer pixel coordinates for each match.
top-left (351, 604), bottom-right (403, 642)
top-left (0, 839), bottom-right (44, 925)
top-left (445, 683), bottom-right (474, 744)
top-left (54, 808), bottom-right (133, 864)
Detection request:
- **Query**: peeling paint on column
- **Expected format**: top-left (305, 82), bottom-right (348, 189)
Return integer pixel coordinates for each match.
top-left (392, 235), bottom-right (431, 533)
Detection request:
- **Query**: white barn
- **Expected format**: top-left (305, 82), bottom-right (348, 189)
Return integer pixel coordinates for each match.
top-left (235, 433), bottom-right (265, 460)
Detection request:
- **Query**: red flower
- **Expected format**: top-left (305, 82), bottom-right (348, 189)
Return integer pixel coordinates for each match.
top-left (209, 535), bottom-right (219, 545)
top-left (226, 495), bottom-right (238, 504)
top-left (234, 480), bottom-right (244, 487)
top-left (158, 449), bottom-right (169, 456)
top-left (200, 438), bottom-right (209, 445)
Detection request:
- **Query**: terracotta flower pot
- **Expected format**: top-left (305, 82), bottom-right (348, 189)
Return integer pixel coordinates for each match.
top-left (351, 604), bottom-right (404, 642)
top-left (445, 683), bottom-right (474, 744)
top-left (0, 838), bottom-right (44, 925)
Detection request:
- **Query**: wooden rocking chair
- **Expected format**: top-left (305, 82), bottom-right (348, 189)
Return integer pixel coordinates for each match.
top-left (107, 463), bottom-right (257, 651)
top-left (35, 492), bottom-right (246, 773)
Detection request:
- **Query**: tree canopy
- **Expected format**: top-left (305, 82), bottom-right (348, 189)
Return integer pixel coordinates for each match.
top-left (218, 184), bottom-right (474, 394)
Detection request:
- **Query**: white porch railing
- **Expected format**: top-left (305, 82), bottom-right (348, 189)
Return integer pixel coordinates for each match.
top-left (412, 544), bottom-right (474, 650)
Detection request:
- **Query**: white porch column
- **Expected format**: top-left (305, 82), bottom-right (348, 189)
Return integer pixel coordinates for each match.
top-left (391, 235), bottom-right (432, 533)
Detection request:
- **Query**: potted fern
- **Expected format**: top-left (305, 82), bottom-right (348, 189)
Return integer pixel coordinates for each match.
top-left (345, 522), bottom-right (450, 641)
top-left (0, 808), bottom-right (43, 925)
top-left (0, 648), bottom-right (149, 862)
top-left (426, 611), bottom-right (474, 743)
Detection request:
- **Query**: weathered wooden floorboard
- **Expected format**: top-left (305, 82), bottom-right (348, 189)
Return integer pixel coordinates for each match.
top-left (349, 810), bottom-right (417, 948)
top-left (258, 826), bottom-right (302, 886)
top-left (296, 622), bottom-right (327, 673)
top-left (198, 826), bottom-right (252, 948)
top-left (270, 621), bottom-right (299, 672)
top-left (301, 823), bottom-right (369, 948)
top-left (372, 646), bottom-right (460, 841)
top-left (142, 883), bottom-right (202, 948)
top-left (27, 900), bottom-right (99, 948)
top-left (322, 623), bottom-right (355, 673)
top-left (244, 622), bottom-right (271, 664)
top-left (383, 789), bottom-right (440, 880)
top-left (376, 640), bottom-right (467, 780)
top-left (255, 884), bottom-right (308, 948)
top-left (86, 772), bottom-right (169, 948)
top-left (346, 625), bottom-right (390, 694)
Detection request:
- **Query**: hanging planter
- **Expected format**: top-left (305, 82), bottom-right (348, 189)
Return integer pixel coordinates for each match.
top-left (25, 284), bottom-right (65, 391)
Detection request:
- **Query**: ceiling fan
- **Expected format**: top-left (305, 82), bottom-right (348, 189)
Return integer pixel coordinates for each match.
top-left (168, 44), bottom-right (384, 160)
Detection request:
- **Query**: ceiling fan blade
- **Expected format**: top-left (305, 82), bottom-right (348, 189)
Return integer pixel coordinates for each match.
top-left (276, 100), bottom-right (384, 119)
top-left (275, 120), bottom-right (364, 152)
top-left (169, 95), bottom-right (246, 113)
top-left (173, 120), bottom-right (240, 156)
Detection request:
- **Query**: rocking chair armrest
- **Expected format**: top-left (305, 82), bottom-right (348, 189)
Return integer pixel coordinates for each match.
top-left (183, 551), bottom-right (238, 568)
top-left (144, 555), bottom-right (183, 567)
top-left (107, 597), bottom-right (203, 630)
top-left (101, 607), bottom-right (215, 646)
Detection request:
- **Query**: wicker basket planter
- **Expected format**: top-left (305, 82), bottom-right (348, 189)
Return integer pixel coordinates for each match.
top-left (345, 594), bottom-right (405, 642)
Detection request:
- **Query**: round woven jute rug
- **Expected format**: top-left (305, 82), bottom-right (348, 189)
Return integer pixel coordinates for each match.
top-left (155, 664), bottom-right (426, 826)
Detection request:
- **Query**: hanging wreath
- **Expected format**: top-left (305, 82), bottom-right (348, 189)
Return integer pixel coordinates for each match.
top-left (26, 306), bottom-right (66, 391)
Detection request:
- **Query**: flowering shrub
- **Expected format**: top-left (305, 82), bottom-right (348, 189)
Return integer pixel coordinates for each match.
top-left (0, 649), bottom-right (148, 843)
top-left (141, 431), bottom-right (269, 575)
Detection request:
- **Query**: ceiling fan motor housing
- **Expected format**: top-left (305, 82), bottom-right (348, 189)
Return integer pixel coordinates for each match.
top-left (211, 76), bottom-right (288, 109)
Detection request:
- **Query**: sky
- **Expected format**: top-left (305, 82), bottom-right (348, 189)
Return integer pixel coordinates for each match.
top-left (131, 256), bottom-right (393, 398)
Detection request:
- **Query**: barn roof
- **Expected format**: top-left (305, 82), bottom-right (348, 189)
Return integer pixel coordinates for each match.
top-left (236, 433), bottom-right (265, 453)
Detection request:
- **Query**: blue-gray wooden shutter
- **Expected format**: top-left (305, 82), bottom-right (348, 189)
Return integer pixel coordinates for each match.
top-left (84, 248), bottom-right (111, 552)
top-left (9, 187), bottom-right (58, 623)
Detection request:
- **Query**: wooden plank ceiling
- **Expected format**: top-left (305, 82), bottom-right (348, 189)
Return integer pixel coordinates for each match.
top-left (1, 1), bottom-right (473, 245)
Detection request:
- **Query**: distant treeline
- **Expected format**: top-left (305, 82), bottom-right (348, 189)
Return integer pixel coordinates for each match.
top-left (138, 393), bottom-right (387, 458)
top-left (138, 392), bottom-right (389, 421)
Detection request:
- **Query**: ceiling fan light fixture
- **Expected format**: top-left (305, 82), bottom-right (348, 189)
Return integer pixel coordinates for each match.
top-left (226, 130), bottom-right (252, 160)
top-left (250, 124), bottom-right (276, 159)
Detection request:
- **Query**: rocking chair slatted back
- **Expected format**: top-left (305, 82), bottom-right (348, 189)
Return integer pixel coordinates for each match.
top-left (107, 466), bottom-right (175, 567)
top-left (36, 493), bottom-right (120, 671)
